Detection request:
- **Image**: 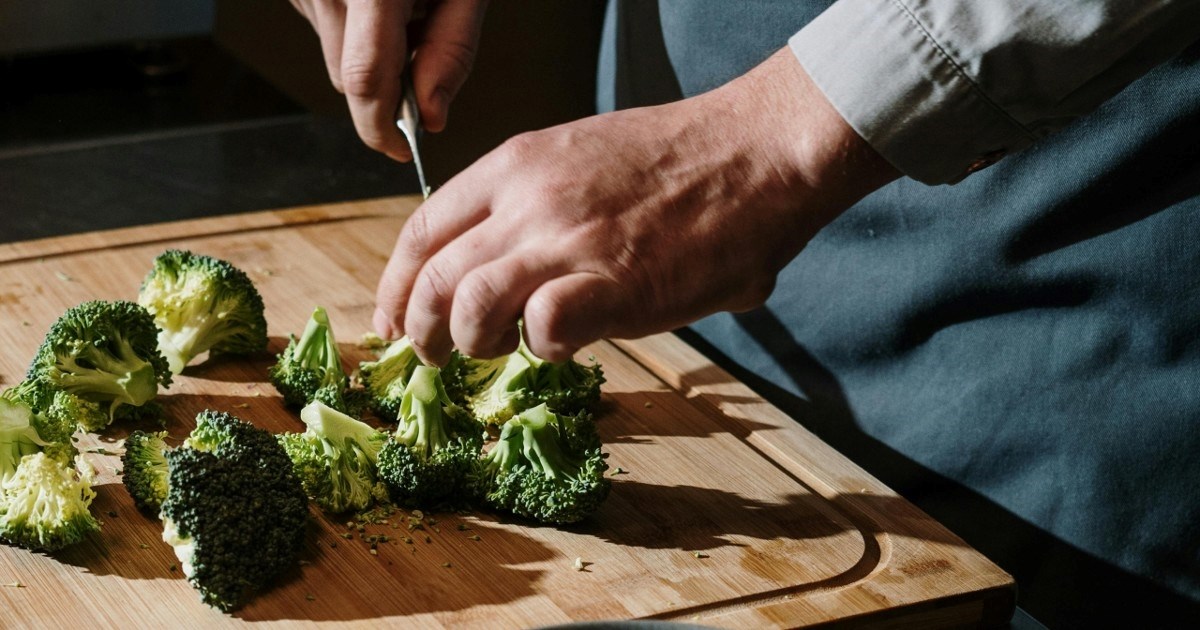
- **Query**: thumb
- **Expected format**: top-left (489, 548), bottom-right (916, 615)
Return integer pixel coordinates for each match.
top-left (412, 0), bottom-right (488, 133)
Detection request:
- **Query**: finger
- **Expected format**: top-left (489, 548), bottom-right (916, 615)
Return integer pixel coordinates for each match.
top-left (411, 0), bottom-right (488, 132)
top-left (401, 219), bottom-right (530, 365)
top-left (342, 0), bottom-right (411, 161)
top-left (450, 254), bottom-right (568, 358)
top-left (374, 182), bottom-right (493, 339)
top-left (311, 1), bottom-right (348, 91)
top-left (522, 272), bottom-right (630, 362)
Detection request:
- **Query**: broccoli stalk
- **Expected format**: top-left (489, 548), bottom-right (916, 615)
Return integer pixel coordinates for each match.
top-left (27, 300), bottom-right (171, 428)
top-left (0, 453), bottom-right (99, 552)
top-left (269, 307), bottom-right (348, 408)
top-left (359, 336), bottom-right (423, 421)
top-left (138, 250), bottom-right (268, 375)
top-left (278, 400), bottom-right (388, 513)
top-left (159, 410), bottom-right (307, 612)
top-left (471, 404), bottom-right (610, 524)
top-left (121, 430), bottom-right (171, 513)
top-left (377, 366), bottom-right (483, 507)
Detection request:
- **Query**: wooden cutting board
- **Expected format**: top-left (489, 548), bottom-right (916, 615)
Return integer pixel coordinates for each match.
top-left (0, 196), bottom-right (1014, 628)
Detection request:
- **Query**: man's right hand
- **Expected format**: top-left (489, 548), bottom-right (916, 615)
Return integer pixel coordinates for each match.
top-left (288, 0), bottom-right (488, 161)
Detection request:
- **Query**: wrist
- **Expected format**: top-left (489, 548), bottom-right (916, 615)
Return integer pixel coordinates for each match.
top-left (702, 48), bottom-right (900, 231)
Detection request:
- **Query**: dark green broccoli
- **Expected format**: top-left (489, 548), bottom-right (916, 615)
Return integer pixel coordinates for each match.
top-left (269, 307), bottom-right (348, 408)
top-left (0, 393), bottom-right (96, 551)
top-left (358, 335), bottom-right (423, 421)
top-left (377, 365), bottom-right (483, 507)
top-left (518, 342), bottom-right (605, 417)
top-left (446, 337), bottom-right (605, 425)
top-left (470, 404), bottom-right (610, 524)
top-left (121, 430), bottom-right (171, 513)
top-left (277, 400), bottom-right (388, 513)
top-left (138, 249), bottom-right (268, 375)
top-left (0, 452), bottom-right (99, 552)
top-left (27, 300), bottom-right (171, 429)
top-left (159, 410), bottom-right (307, 612)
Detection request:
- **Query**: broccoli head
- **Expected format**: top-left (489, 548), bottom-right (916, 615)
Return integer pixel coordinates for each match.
top-left (470, 404), bottom-right (609, 524)
top-left (0, 452), bottom-right (99, 552)
top-left (0, 385), bottom-right (77, 476)
top-left (377, 365), bottom-right (483, 507)
top-left (446, 337), bottom-right (605, 425)
top-left (27, 300), bottom-right (171, 428)
top-left (139, 249), bottom-right (268, 375)
top-left (517, 341), bottom-right (605, 416)
top-left (358, 336), bottom-right (423, 421)
top-left (121, 430), bottom-right (171, 513)
top-left (269, 307), bottom-right (348, 408)
top-left (278, 400), bottom-right (388, 513)
top-left (159, 410), bottom-right (307, 612)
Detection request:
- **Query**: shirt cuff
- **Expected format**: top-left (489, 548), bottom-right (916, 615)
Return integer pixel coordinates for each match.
top-left (789, 0), bottom-right (1036, 185)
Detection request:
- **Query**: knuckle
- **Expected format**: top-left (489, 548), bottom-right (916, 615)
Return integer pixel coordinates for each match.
top-left (454, 273), bottom-right (503, 330)
top-left (340, 61), bottom-right (386, 98)
top-left (399, 210), bottom-right (434, 262)
top-left (416, 258), bottom-right (458, 305)
top-left (524, 290), bottom-right (573, 349)
top-left (430, 39), bottom-right (477, 79)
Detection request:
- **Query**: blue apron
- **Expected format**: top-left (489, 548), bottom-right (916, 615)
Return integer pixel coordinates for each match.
top-left (598, 2), bottom-right (1200, 627)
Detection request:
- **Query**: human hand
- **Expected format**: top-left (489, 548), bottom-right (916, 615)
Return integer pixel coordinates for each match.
top-left (289, 0), bottom-right (487, 160)
top-left (374, 49), bottom-right (900, 364)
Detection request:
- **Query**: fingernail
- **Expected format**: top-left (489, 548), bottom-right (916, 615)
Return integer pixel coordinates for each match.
top-left (373, 307), bottom-right (397, 340)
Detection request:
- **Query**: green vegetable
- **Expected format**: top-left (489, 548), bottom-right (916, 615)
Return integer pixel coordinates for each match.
top-left (138, 249), bottom-right (268, 375)
top-left (277, 400), bottom-right (388, 513)
top-left (269, 307), bottom-right (348, 409)
top-left (377, 366), bottom-right (483, 507)
top-left (121, 430), bottom-right (170, 513)
top-left (0, 394), bottom-right (95, 551)
top-left (0, 452), bottom-right (99, 551)
top-left (358, 336), bottom-right (423, 421)
top-left (443, 334), bottom-right (604, 425)
top-left (27, 300), bottom-right (171, 429)
top-left (470, 404), bottom-right (610, 524)
top-left (159, 410), bottom-right (307, 612)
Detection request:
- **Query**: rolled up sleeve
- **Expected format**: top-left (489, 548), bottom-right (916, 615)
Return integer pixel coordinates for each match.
top-left (790, 0), bottom-right (1200, 184)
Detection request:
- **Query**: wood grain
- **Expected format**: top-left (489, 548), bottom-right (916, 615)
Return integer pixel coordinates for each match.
top-left (0, 196), bottom-right (1014, 628)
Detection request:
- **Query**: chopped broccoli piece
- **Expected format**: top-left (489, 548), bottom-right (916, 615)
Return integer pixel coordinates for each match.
top-left (444, 336), bottom-right (604, 425)
top-left (121, 430), bottom-right (171, 513)
top-left (0, 453), bottom-right (99, 552)
top-left (159, 410), bottom-right (307, 612)
top-left (27, 300), bottom-right (171, 428)
top-left (269, 307), bottom-right (348, 408)
top-left (277, 400), bottom-right (388, 513)
top-left (1, 380), bottom-right (78, 464)
top-left (359, 336), bottom-right (423, 421)
top-left (517, 341), bottom-right (605, 416)
top-left (470, 404), bottom-right (610, 524)
top-left (138, 249), bottom-right (268, 375)
top-left (377, 366), bottom-right (483, 507)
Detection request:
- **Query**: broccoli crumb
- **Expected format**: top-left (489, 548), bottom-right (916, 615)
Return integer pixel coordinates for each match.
top-left (573, 557), bottom-right (586, 571)
top-left (644, 401), bottom-right (653, 408)
top-left (424, 535), bottom-right (431, 544)
top-left (441, 562), bottom-right (452, 568)
top-left (3, 581), bottom-right (25, 588)
top-left (55, 271), bottom-right (75, 282)
top-left (610, 467), bottom-right (627, 476)
top-left (169, 564), bottom-right (177, 573)
top-left (693, 552), bottom-right (709, 559)
top-left (369, 549), bottom-right (378, 556)
top-left (469, 535), bottom-right (481, 541)
top-left (305, 594), bottom-right (315, 601)
top-left (456, 524), bottom-right (471, 531)
top-left (139, 543), bottom-right (150, 549)
top-left (107, 511), bottom-right (118, 518)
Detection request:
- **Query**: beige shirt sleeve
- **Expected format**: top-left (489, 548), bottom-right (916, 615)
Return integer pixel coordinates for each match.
top-left (789, 0), bottom-right (1200, 184)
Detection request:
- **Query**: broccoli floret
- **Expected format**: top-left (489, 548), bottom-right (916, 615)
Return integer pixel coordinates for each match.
top-left (457, 351), bottom-right (537, 425)
top-left (0, 453), bottom-right (99, 551)
top-left (310, 383), bottom-right (371, 418)
top-left (138, 249), bottom-right (268, 375)
top-left (269, 307), bottom-right (348, 408)
top-left (121, 430), bottom-right (170, 513)
top-left (159, 410), bottom-right (307, 612)
top-left (359, 336), bottom-right (423, 421)
top-left (446, 337), bottom-right (605, 425)
top-left (470, 404), bottom-right (609, 524)
top-left (277, 400), bottom-right (388, 513)
top-left (517, 341), bottom-right (605, 416)
top-left (0, 386), bottom-right (77, 474)
top-left (377, 366), bottom-right (483, 507)
top-left (27, 300), bottom-right (171, 429)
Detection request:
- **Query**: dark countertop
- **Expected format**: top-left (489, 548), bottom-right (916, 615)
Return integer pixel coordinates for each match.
top-left (2, 115), bottom-right (421, 243)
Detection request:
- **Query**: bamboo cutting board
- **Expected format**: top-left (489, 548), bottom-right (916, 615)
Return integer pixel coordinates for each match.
top-left (0, 196), bottom-right (1014, 628)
